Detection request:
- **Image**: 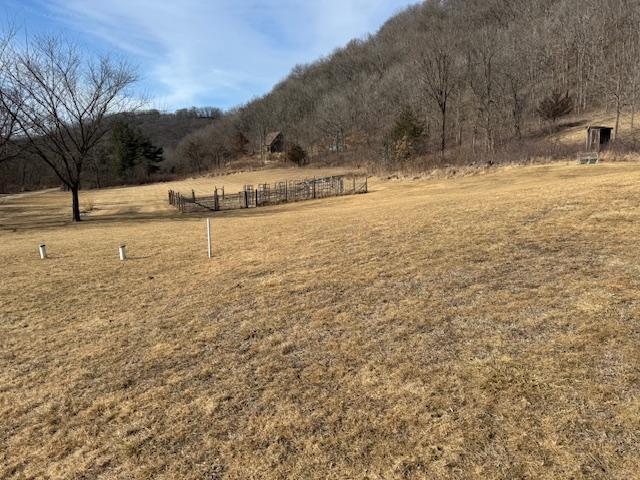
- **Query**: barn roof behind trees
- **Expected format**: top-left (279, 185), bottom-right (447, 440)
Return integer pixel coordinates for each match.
top-left (265, 131), bottom-right (282, 147)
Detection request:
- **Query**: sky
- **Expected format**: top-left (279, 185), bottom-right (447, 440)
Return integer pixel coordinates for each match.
top-left (1, 0), bottom-right (415, 111)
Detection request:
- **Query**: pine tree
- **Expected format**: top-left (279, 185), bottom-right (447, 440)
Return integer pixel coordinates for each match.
top-left (389, 107), bottom-right (424, 160)
top-left (111, 120), bottom-right (163, 178)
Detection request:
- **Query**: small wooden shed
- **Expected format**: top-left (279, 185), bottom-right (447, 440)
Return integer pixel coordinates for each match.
top-left (586, 126), bottom-right (613, 151)
top-left (264, 131), bottom-right (284, 153)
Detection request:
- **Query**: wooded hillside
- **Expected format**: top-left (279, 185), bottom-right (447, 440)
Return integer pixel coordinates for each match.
top-left (0, 109), bottom-right (216, 193)
top-left (3, 0), bottom-right (640, 192)
top-left (178, 0), bottom-right (640, 171)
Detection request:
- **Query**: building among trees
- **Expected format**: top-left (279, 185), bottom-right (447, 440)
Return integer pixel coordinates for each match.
top-left (264, 131), bottom-right (284, 153)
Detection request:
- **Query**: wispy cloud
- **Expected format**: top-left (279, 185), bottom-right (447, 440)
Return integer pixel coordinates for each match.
top-left (20, 0), bottom-right (415, 110)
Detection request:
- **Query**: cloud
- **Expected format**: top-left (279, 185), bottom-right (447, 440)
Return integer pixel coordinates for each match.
top-left (34, 0), bottom-right (415, 110)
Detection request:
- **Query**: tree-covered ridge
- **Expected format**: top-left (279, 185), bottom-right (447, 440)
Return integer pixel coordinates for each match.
top-left (3, 0), bottom-right (640, 194)
top-left (177, 0), bottom-right (639, 170)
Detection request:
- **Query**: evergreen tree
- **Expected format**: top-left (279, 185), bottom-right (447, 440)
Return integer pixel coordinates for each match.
top-left (111, 120), bottom-right (164, 178)
top-left (390, 108), bottom-right (424, 144)
top-left (388, 107), bottom-right (424, 160)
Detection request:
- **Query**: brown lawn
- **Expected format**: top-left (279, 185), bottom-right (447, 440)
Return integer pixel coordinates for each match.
top-left (1, 163), bottom-right (639, 479)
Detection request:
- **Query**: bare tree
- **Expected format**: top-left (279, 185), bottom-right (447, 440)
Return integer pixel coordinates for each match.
top-left (0, 98), bottom-right (18, 163)
top-left (316, 92), bottom-right (351, 154)
top-left (466, 26), bottom-right (501, 153)
top-left (0, 35), bottom-right (139, 220)
top-left (0, 30), bottom-right (19, 164)
top-left (415, 9), bottom-right (460, 154)
top-left (601, 0), bottom-right (637, 142)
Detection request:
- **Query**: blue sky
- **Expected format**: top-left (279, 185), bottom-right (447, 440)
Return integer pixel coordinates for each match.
top-left (2, 0), bottom-right (415, 111)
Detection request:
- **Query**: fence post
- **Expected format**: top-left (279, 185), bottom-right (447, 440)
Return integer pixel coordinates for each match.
top-left (214, 189), bottom-right (219, 211)
top-left (244, 190), bottom-right (248, 208)
top-left (365, 176), bottom-right (368, 193)
top-left (313, 177), bottom-right (316, 199)
top-left (255, 189), bottom-right (258, 207)
top-left (192, 189), bottom-right (196, 202)
top-left (353, 177), bottom-right (356, 193)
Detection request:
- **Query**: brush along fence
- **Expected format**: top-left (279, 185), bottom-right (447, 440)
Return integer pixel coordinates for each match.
top-left (168, 174), bottom-right (368, 213)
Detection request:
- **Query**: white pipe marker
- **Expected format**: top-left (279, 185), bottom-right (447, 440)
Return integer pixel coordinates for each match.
top-left (206, 218), bottom-right (212, 258)
top-left (119, 244), bottom-right (127, 261)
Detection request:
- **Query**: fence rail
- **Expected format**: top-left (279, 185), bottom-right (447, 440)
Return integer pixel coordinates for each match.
top-left (168, 174), bottom-right (368, 213)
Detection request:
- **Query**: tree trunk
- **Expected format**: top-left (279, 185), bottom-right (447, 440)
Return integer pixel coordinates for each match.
top-left (456, 101), bottom-right (462, 146)
top-left (471, 124), bottom-right (478, 154)
top-left (614, 92), bottom-right (621, 143)
top-left (631, 78), bottom-right (636, 148)
top-left (440, 103), bottom-right (447, 154)
top-left (512, 85), bottom-right (522, 140)
top-left (71, 185), bottom-right (81, 222)
top-left (20, 161), bottom-right (27, 191)
top-left (259, 128), bottom-right (265, 162)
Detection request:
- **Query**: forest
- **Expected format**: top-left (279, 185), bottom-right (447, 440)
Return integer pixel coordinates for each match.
top-left (2, 0), bottom-right (640, 193)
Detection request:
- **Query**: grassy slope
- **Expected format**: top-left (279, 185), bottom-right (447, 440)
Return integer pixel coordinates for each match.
top-left (1, 163), bottom-right (639, 479)
top-left (552, 111), bottom-right (638, 147)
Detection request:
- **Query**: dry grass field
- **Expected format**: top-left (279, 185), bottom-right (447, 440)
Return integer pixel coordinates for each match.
top-left (1, 163), bottom-right (640, 479)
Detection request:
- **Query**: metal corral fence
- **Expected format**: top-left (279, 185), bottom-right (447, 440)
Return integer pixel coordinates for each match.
top-left (168, 174), bottom-right (368, 213)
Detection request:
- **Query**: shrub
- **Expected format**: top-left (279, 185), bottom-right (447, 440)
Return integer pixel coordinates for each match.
top-left (536, 91), bottom-right (573, 123)
top-left (386, 107), bottom-right (425, 162)
top-left (287, 143), bottom-right (308, 166)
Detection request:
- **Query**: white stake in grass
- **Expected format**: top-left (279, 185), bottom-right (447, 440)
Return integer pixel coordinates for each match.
top-left (206, 218), bottom-right (212, 258)
top-left (39, 243), bottom-right (47, 259)
top-left (119, 244), bottom-right (127, 261)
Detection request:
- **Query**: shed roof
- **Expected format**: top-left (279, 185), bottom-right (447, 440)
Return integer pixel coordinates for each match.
top-left (587, 125), bottom-right (613, 131)
top-left (265, 131), bottom-right (282, 146)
